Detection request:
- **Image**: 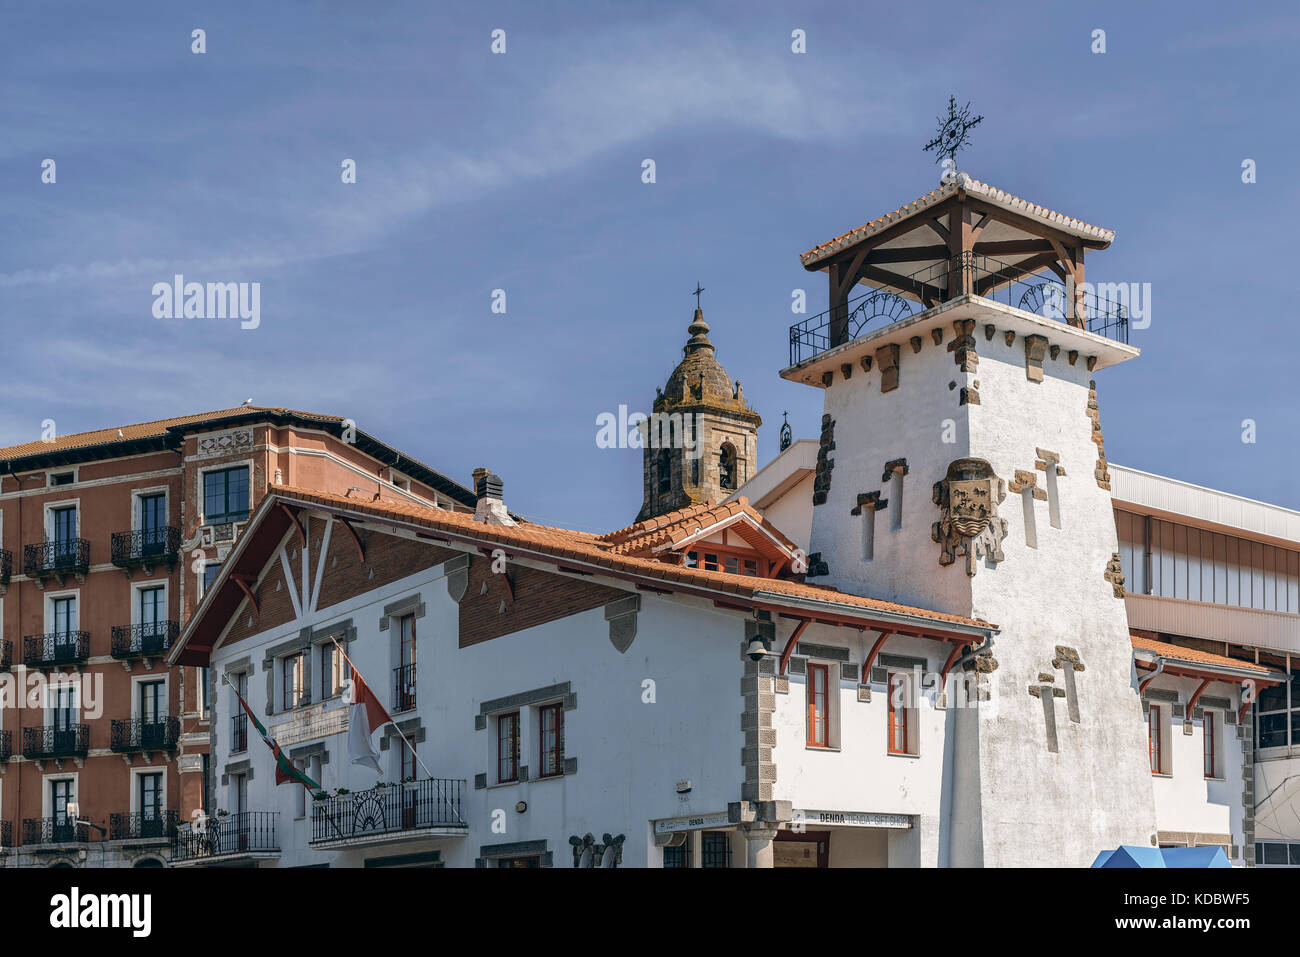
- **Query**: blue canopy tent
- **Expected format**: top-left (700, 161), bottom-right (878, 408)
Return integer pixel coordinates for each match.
top-left (1091, 845), bottom-right (1231, 868)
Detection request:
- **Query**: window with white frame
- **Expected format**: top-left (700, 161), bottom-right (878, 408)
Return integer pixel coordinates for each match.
top-left (280, 650), bottom-right (307, 710)
top-left (887, 671), bottom-right (918, 756)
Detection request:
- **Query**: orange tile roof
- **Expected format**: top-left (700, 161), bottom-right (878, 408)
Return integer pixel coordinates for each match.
top-left (800, 175), bottom-right (1115, 267)
top-left (1131, 635), bottom-right (1278, 675)
top-left (596, 497), bottom-right (800, 557)
top-left (0, 406), bottom-right (343, 460)
top-left (274, 486), bottom-right (993, 632)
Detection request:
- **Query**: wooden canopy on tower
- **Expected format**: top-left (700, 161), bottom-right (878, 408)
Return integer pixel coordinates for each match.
top-left (801, 174), bottom-right (1114, 346)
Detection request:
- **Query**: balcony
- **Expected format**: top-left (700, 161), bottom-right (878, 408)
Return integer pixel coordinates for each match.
top-left (394, 663), bottom-right (417, 712)
top-left (22, 539), bottom-right (90, 587)
top-left (0, 730), bottom-right (10, 762)
top-left (110, 526), bottom-right (180, 576)
top-left (0, 548), bottom-right (11, 590)
top-left (787, 252), bottom-right (1131, 367)
top-left (172, 811), bottom-right (279, 866)
top-left (230, 713), bottom-right (248, 753)
top-left (310, 778), bottom-right (467, 849)
top-left (111, 621), bottom-right (179, 663)
top-left (24, 631), bottom-right (90, 668)
top-left (0, 820), bottom-right (11, 850)
top-left (0, 640), bottom-right (10, 673)
top-left (23, 817), bottom-right (90, 846)
top-left (110, 716), bottom-right (180, 755)
top-left (109, 810), bottom-right (179, 844)
top-left (23, 724), bottom-right (90, 761)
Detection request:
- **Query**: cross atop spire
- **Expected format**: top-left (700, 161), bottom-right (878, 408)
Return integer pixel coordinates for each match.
top-left (692, 282), bottom-right (705, 310)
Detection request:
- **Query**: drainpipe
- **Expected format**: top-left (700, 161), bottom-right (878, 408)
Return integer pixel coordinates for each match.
top-left (1137, 657), bottom-right (1166, 695)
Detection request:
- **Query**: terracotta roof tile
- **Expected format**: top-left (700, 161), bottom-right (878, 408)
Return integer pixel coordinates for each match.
top-left (800, 175), bottom-right (1115, 267)
top-left (273, 486), bottom-right (991, 632)
top-left (1131, 636), bottom-right (1278, 675)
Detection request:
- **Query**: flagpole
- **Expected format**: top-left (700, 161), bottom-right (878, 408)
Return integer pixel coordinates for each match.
top-left (329, 636), bottom-right (437, 781)
top-left (220, 671), bottom-right (320, 797)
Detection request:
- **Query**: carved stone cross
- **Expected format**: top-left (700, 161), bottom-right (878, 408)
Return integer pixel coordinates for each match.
top-left (1028, 673), bottom-right (1065, 753)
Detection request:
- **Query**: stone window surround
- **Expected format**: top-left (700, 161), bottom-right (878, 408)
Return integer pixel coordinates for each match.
top-left (380, 594), bottom-right (425, 690)
top-left (475, 839), bottom-right (553, 868)
top-left (474, 682), bottom-right (578, 789)
top-left (260, 620), bottom-right (357, 716)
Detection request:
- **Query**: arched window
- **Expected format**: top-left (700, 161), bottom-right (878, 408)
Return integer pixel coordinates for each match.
top-left (656, 449), bottom-right (672, 495)
top-left (719, 443), bottom-right (737, 491)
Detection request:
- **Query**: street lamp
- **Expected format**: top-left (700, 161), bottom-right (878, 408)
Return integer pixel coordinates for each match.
top-left (65, 802), bottom-right (107, 838)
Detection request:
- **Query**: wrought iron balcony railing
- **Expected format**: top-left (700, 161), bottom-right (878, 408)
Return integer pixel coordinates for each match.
top-left (110, 621), bottom-right (179, 660)
top-left (0, 548), bottom-right (11, 587)
top-left (0, 640), bottom-right (10, 673)
top-left (231, 713), bottom-right (248, 753)
top-left (23, 724), bottom-right (90, 760)
top-left (394, 662), bottom-right (417, 712)
top-left (0, 730), bottom-right (10, 762)
top-left (0, 820), bottom-right (11, 849)
top-left (788, 252), bottom-right (1131, 366)
top-left (24, 631), bottom-right (90, 667)
top-left (22, 539), bottom-right (90, 578)
top-left (310, 778), bottom-right (466, 845)
top-left (109, 810), bottom-right (179, 842)
top-left (23, 817), bottom-right (91, 845)
top-left (110, 716), bottom-right (180, 753)
top-left (172, 811), bottom-right (278, 863)
top-left (110, 526), bottom-right (181, 569)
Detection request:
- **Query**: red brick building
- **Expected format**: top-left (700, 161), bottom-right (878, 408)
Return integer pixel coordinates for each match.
top-left (0, 407), bottom-right (473, 866)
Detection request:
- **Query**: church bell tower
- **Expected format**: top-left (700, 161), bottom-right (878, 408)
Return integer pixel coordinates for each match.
top-left (637, 306), bottom-right (761, 522)
top-left (784, 170), bottom-right (1157, 866)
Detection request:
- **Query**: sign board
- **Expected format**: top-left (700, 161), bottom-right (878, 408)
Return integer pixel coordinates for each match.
top-left (791, 809), bottom-right (910, 829)
top-left (653, 812), bottom-right (731, 836)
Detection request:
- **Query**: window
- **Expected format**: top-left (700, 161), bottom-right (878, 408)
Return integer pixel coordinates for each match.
top-left (1149, 706), bottom-right (1164, 774)
top-left (201, 754), bottom-right (211, 814)
top-left (197, 667), bottom-right (211, 718)
top-left (138, 680), bottom-right (164, 723)
top-left (51, 779), bottom-right (75, 841)
top-left (888, 672), bottom-right (911, 755)
top-left (806, 663), bottom-right (829, 747)
top-left (686, 548), bottom-right (761, 577)
top-left (701, 831), bottom-right (731, 868)
top-left (52, 506), bottom-right (78, 562)
top-left (52, 595), bottom-right (77, 635)
top-left (139, 493), bottom-right (167, 554)
top-left (48, 471), bottom-right (74, 487)
top-left (231, 672), bottom-right (248, 752)
top-left (203, 466), bottom-right (250, 525)
top-left (662, 839), bottom-right (692, 869)
top-left (718, 444), bottom-right (737, 491)
top-left (1204, 711), bottom-right (1218, 778)
top-left (319, 642), bottom-right (342, 700)
top-left (1256, 842), bottom-right (1300, 867)
top-left (281, 651), bottom-right (306, 710)
top-left (497, 711), bottom-right (520, 783)
top-left (139, 586), bottom-right (165, 648)
top-left (202, 563), bottom-right (222, 595)
top-left (889, 470), bottom-right (903, 531)
top-left (396, 614), bottom-right (416, 711)
top-left (539, 703), bottom-right (564, 777)
top-left (656, 449), bottom-right (672, 495)
top-left (138, 772), bottom-right (163, 836)
top-left (51, 684), bottom-right (77, 731)
top-left (1257, 664), bottom-right (1299, 750)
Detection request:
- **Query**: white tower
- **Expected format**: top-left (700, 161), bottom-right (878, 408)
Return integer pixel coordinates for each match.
top-left (784, 174), bottom-right (1156, 866)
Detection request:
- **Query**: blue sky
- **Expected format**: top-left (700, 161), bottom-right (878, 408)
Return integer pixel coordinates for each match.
top-left (2, 1), bottom-right (1298, 531)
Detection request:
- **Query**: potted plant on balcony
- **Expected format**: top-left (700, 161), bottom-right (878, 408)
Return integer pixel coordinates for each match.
top-left (402, 776), bottom-right (419, 793)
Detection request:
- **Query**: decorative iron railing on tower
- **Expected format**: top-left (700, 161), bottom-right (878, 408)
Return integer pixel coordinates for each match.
top-left (110, 621), bottom-right (179, 660)
top-left (22, 724), bottom-right (90, 760)
top-left (393, 663), bottom-right (417, 712)
top-left (110, 716), bottom-right (180, 753)
top-left (22, 539), bottom-right (90, 578)
top-left (110, 526), bottom-right (181, 569)
top-left (787, 252), bottom-right (1131, 366)
top-left (109, 810), bottom-right (179, 842)
top-left (23, 631), bottom-right (90, 667)
top-left (23, 817), bottom-right (91, 845)
top-left (172, 811), bottom-right (278, 863)
top-left (310, 778), bottom-right (466, 845)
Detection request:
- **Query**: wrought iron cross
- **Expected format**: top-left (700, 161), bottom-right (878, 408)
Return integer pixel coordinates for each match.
top-left (692, 282), bottom-right (705, 309)
top-left (923, 96), bottom-right (984, 167)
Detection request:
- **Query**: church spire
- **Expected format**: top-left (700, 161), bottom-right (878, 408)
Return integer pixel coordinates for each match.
top-left (684, 308), bottom-right (714, 356)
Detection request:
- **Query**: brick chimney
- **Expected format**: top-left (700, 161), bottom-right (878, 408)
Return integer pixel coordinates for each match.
top-left (473, 468), bottom-right (516, 526)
